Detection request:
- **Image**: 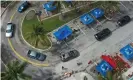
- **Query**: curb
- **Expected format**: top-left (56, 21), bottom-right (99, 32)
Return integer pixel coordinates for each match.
top-left (1, 1), bottom-right (15, 17)
top-left (20, 9), bottom-right (52, 52)
top-left (7, 8), bottom-right (49, 66)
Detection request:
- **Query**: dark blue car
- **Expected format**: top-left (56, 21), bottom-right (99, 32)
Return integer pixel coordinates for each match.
top-left (18, 1), bottom-right (30, 13)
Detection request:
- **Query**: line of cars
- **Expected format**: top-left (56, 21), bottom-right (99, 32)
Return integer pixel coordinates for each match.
top-left (94, 15), bottom-right (131, 41)
top-left (5, 1), bottom-right (31, 38)
top-left (5, 1), bottom-right (48, 61)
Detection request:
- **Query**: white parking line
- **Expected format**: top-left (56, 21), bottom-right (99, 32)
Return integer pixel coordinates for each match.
top-left (74, 22), bottom-right (86, 35)
top-left (119, 2), bottom-right (129, 11)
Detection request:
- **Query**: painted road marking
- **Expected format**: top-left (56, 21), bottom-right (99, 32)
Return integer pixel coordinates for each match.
top-left (10, 10), bottom-right (17, 22)
top-left (8, 10), bottom-right (49, 67)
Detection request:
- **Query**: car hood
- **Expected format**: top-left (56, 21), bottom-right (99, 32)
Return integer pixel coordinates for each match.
top-left (6, 33), bottom-right (12, 37)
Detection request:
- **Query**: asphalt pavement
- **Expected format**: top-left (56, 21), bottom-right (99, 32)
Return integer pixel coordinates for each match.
top-left (54, 2), bottom-right (133, 79)
top-left (1, 1), bottom-right (133, 80)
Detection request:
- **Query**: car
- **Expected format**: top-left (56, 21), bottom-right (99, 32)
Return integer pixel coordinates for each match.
top-left (27, 50), bottom-right (46, 61)
top-left (94, 28), bottom-right (111, 41)
top-left (5, 23), bottom-right (14, 38)
top-left (117, 15), bottom-right (131, 26)
top-left (18, 1), bottom-right (30, 13)
top-left (60, 50), bottom-right (79, 62)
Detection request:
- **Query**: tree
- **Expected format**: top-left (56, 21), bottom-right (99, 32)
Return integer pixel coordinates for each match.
top-left (100, 1), bottom-right (120, 19)
top-left (97, 74), bottom-right (104, 80)
top-left (1, 1), bottom-right (11, 8)
top-left (1, 60), bottom-right (31, 80)
top-left (54, 1), bottom-right (65, 21)
top-left (106, 71), bottom-right (113, 80)
top-left (25, 24), bottom-right (50, 48)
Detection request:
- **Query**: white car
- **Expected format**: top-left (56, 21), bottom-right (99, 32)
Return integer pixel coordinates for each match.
top-left (6, 23), bottom-right (14, 38)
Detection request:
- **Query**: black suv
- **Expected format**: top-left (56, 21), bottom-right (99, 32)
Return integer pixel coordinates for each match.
top-left (94, 28), bottom-right (111, 41)
top-left (117, 15), bottom-right (131, 26)
top-left (60, 50), bottom-right (79, 62)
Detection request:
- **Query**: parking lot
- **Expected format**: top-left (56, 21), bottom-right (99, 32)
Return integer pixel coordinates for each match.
top-left (54, 2), bottom-right (133, 77)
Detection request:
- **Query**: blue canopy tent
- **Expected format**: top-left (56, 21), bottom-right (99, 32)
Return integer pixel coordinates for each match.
top-left (80, 13), bottom-right (94, 25)
top-left (53, 25), bottom-right (72, 41)
top-left (120, 44), bottom-right (133, 60)
top-left (43, 1), bottom-right (56, 11)
top-left (90, 8), bottom-right (104, 19)
top-left (96, 60), bottom-right (113, 77)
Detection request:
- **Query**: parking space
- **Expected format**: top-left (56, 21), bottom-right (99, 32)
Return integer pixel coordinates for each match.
top-left (118, 1), bottom-right (133, 15)
top-left (115, 32), bottom-right (133, 49)
top-left (120, 1), bottom-right (133, 11)
top-left (52, 2), bottom-right (133, 78)
top-left (57, 12), bottom-right (120, 55)
top-left (60, 20), bottom-right (97, 53)
top-left (100, 21), bottom-right (117, 32)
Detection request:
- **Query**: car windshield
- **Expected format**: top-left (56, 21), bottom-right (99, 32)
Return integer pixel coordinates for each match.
top-left (6, 29), bottom-right (12, 33)
top-left (21, 6), bottom-right (24, 9)
top-left (69, 51), bottom-right (74, 54)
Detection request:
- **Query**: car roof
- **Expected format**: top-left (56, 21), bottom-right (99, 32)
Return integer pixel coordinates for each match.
top-left (29, 51), bottom-right (37, 57)
top-left (6, 24), bottom-right (12, 30)
top-left (19, 1), bottom-right (27, 8)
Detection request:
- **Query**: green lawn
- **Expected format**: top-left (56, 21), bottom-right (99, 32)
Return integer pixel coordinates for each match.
top-left (41, 16), bottom-right (66, 32)
top-left (22, 11), bottom-right (52, 49)
top-left (41, 10), bottom-right (81, 31)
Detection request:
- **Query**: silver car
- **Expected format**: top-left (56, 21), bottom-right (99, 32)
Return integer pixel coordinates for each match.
top-left (6, 23), bottom-right (14, 38)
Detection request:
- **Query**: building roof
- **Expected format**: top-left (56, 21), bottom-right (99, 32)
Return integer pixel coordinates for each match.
top-left (80, 13), bottom-right (94, 25)
top-left (53, 25), bottom-right (72, 41)
top-left (43, 1), bottom-right (56, 11)
top-left (96, 60), bottom-right (113, 77)
top-left (90, 8), bottom-right (104, 19)
top-left (120, 44), bottom-right (133, 60)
